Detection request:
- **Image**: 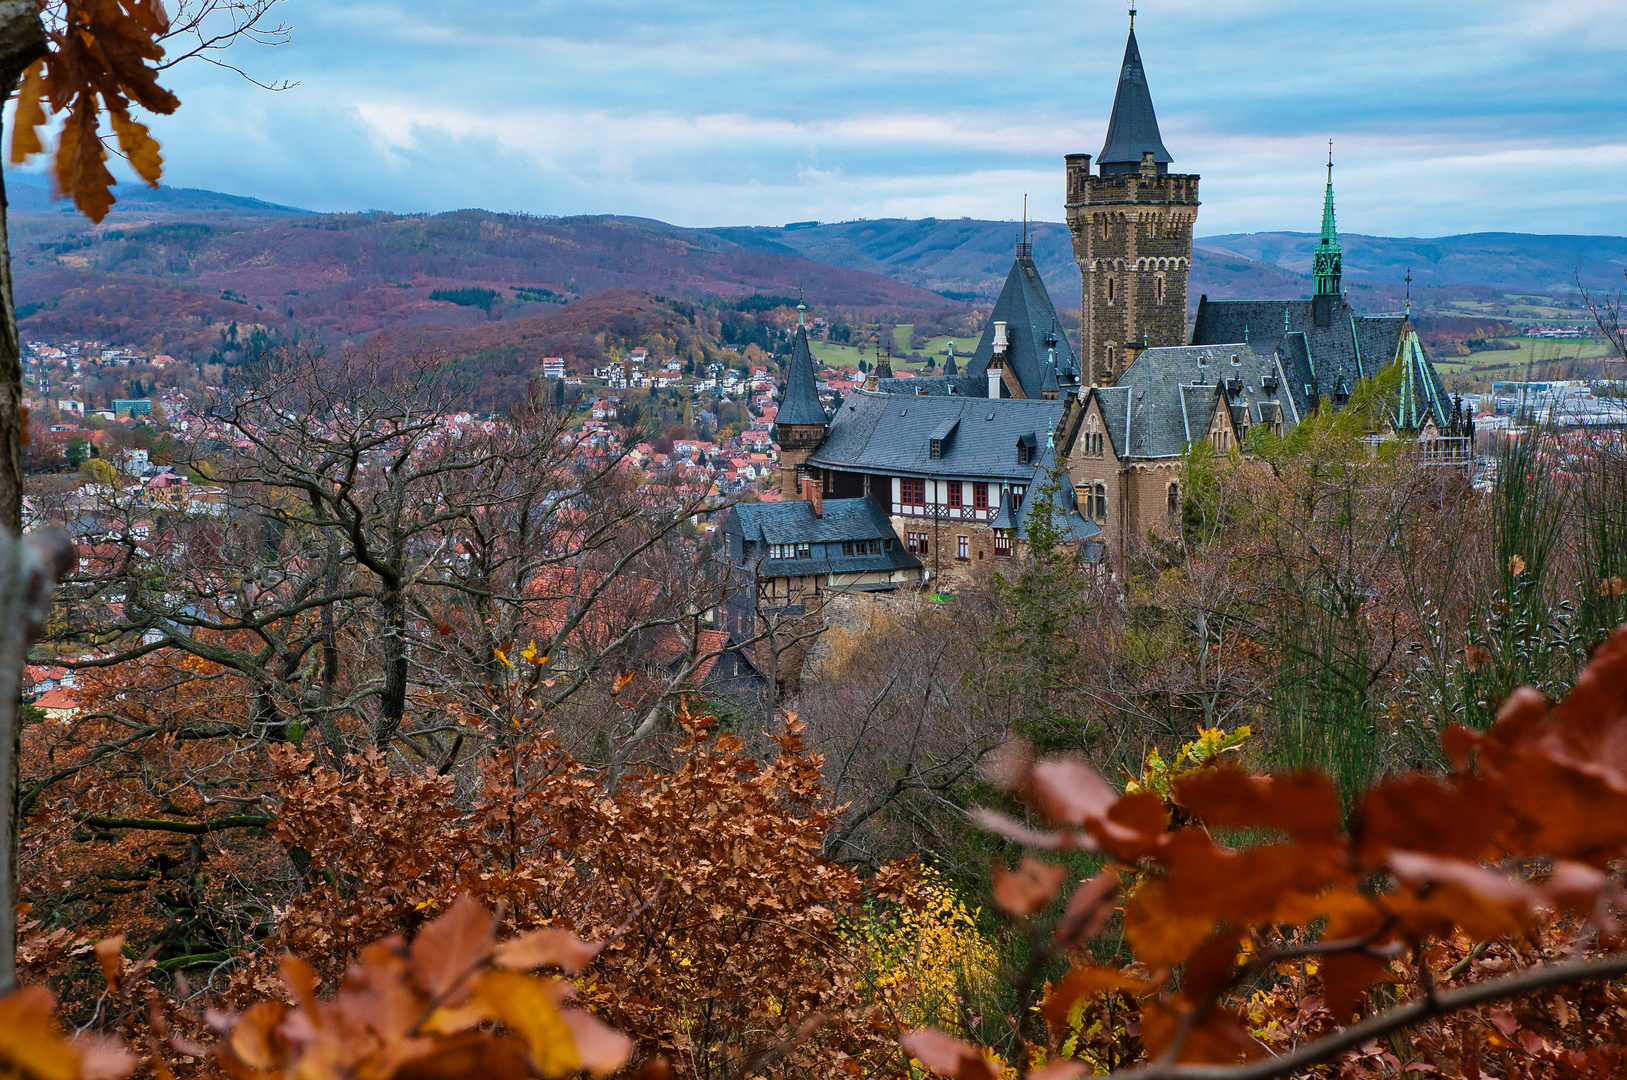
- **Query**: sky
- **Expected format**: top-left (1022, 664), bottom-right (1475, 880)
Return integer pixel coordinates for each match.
top-left (9, 0), bottom-right (1627, 237)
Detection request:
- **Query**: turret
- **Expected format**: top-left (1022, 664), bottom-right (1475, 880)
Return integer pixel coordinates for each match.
top-left (776, 304), bottom-right (828, 498)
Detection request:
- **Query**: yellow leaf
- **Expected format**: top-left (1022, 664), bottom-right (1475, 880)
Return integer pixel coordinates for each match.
top-left (611, 672), bottom-right (635, 696)
top-left (475, 970), bottom-right (580, 1078)
top-left (521, 641), bottom-right (537, 661)
top-left (9, 61), bottom-right (46, 166)
top-left (0, 986), bottom-right (84, 1080)
top-left (108, 108), bottom-right (163, 187)
top-left (494, 648), bottom-right (512, 669)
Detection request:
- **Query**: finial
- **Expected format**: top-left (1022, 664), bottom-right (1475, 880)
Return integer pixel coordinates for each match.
top-left (1404, 268), bottom-right (1412, 317)
top-left (1129, 6), bottom-right (1136, 30)
top-left (1328, 139), bottom-right (1334, 170)
top-left (796, 286), bottom-right (806, 328)
top-left (1022, 194), bottom-right (1028, 248)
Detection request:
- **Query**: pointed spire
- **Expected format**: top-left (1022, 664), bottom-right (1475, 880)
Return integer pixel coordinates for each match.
top-left (777, 322), bottom-right (827, 427)
top-left (1313, 142), bottom-right (1343, 298)
top-left (1098, 17), bottom-right (1173, 176)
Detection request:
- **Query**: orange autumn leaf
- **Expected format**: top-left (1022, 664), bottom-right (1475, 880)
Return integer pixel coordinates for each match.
top-left (991, 856), bottom-right (1067, 918)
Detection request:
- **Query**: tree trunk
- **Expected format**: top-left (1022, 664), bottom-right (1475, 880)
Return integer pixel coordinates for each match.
top-left (0, 1), bottom-right (50, 995)
top-left (0, 4), bottom-right (45, 531)
top-left (0, 527), bottom-right (71, 994)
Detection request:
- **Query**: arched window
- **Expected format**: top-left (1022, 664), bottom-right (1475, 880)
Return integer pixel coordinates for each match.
top-left (1168, 482), bottom-right (1180, 517)
top-left (1106, 344), bottom-right (1115, 372)
top-left (1094, 483), bottom-right (1107, 522)
top-left (1155, 275), bottom-right (1166, 306)
top-left (1106, 276), bottom-right (1115, 304)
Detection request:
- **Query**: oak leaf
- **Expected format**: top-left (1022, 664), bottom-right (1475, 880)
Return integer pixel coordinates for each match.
top-left (409, 894), bottom-right (495, 1002)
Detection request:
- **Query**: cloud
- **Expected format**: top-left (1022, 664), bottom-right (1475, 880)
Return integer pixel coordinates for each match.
top-left (17, 0), bottom-right (1626, 235)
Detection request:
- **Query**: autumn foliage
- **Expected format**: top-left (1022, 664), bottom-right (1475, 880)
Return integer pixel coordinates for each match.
top-left (903, 624), bottom-right (1627, 1079)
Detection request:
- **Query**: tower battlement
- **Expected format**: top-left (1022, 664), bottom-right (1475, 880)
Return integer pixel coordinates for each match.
top-left (1065, 23), bottom-right (1199, 386)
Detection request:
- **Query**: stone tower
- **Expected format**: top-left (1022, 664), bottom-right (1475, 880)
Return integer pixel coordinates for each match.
top-left (1065, 14), bottom-right (1199, 385)
top-left (775, 306), bottom-right (828, 498)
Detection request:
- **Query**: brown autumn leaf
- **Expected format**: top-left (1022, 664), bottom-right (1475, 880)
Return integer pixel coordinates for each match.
top-left (493, 927), bottom-right (601, 975)
top-left (559, 1008), bottom-right (634, 1078)
top-left (1140, 999), bottom-right (1266, 1065)
top-left (1173, 765), bottom-right (1342, 843)
top-left (1027, 758), bottom-right (1119, 827)
top-left (410, 894), bottom-right (495, 1002)
top-left (900, 1028), bottom-right (1001, 1080)
top-left (391, 1031), bottom-right (534, 1080)
top-left (1122, 876), bottom-right (1216, 968)
top-left (1052, 868), bottom-right (1120, 947)
top-left (107, 107), bottom-right (162, 185)
top-left (611, 672), bottom-right (635, 696)
top-left (1180, 928), bottom-right (1245, 1001)
top-left (0, 985), bottom-right (122, 1080)
top-left (94, 935), bottom-right (125, 992)
top-left (992, 856), bottom-right (1068, 918)
top-left (1319, 951), bottom-right (1391, 1021)
top-left (1042, 965), bottom-right (1158, 1035)
top-left (9, 61), bottom-right (47, 165)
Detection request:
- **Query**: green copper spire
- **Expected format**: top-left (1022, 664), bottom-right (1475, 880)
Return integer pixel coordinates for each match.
top-left (1313, 142), bottom-right (1343, 298)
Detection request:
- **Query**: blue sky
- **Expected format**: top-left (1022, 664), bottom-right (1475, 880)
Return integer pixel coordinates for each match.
top-left (12, 0), bottom-right (1627, 236)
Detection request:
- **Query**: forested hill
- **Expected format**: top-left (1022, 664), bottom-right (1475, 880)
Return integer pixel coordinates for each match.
top-left (742, 219), bottom-right (1627, 307)
top-left (5, 183), bottom-right (961, 369)
top-left (9, 177), bottom-right (1624, 374)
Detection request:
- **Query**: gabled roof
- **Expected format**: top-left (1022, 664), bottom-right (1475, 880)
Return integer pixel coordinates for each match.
top-left (1098, 28), bottom-right (1173, 175)
top-left (968, 256), bottom-right (1080, 398)
top-left (777, 324), bottom-right (828, 426)
top-left (724, 496), bottom-right (922, 577)
top-left (1191, 297), bottom-right (1450, 430)
top-left (811, 392), bottom-right (1067, 481)
top-left (1090, 343), bottom-right (1294, 459)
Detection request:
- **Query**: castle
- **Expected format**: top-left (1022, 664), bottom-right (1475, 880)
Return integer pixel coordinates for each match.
top-left (763, 13), bottom-right (1468, 587)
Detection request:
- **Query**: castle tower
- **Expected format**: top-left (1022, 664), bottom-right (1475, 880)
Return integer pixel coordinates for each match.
top-left (775, 304), bottom-right (828, 498)
top-left (1065, 11), bottom-right (1199, 385)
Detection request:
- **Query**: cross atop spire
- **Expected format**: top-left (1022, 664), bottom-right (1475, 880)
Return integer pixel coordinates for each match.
top-left (1313, 143), bottom-right (1343, 298)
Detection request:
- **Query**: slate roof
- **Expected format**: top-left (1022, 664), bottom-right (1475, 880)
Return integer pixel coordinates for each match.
top-left (810, 392), bottom-right (1067, 482)
top-left (1015, 448), bottom-right (1103, 547)
top-left (724, 496), bottom-right (922, 578)
top-left (1098, 28), bottom-right (1173, 175)
top-left (777, 324), bottom-right (828, 426)
top-left (1092, 342), bottom-right (1295, 459)
top-left (1190, 296), bottom-right (1450, 430)
top-left (873, 374), bottom-right (986, 397)
top-left (968, 256), bottom-right (1080, 399)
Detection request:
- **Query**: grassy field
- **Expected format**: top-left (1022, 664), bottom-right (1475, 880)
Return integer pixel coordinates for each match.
top-left (807, 324), bottom-right (983, 374)
top-left (1432, 335), bottom-right (1620, 390)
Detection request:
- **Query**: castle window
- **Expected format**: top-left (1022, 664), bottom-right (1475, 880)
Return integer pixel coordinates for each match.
top-left (929, 438), bottom-right (943, 460)
top-left (973, 483), bottom-right (989, 511)
top-left (1106, 344), bottom-right (1116, 371)
top-left (957, 535), bottom-right (969, 560)
top-left (1106, 277), bottom-right (1115, 304)
top-left (1094, 483), bottom-right (1107, 522)
top-left (948, 482), bottom-right (963, 509)
top-left (1155, 275), bottom-right (1166, 306)
top-left (901, 477), bottom-right (925, 507)
top-left (993, 534), bottom-right (1012, 558)
top-left (1017, 442), bottom-right (1030, 465)
top-left (1168, 482), bottom-right (1180, 517)
top-left (796, 542), bottom-right (811, 559)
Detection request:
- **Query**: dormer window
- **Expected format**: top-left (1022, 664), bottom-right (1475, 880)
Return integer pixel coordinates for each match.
top-left (929, 439), bottom-right (944, 460)
top-left (1016, 433), bottom-right (1037, 465)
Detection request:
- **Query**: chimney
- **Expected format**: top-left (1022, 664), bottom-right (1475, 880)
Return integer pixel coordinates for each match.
top-left (992, 321), bottom-right (1009, 353)
top-left (988, 366), bottom-right (1002, 399)
top-left (805, 477), bottom-right (823, 518)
